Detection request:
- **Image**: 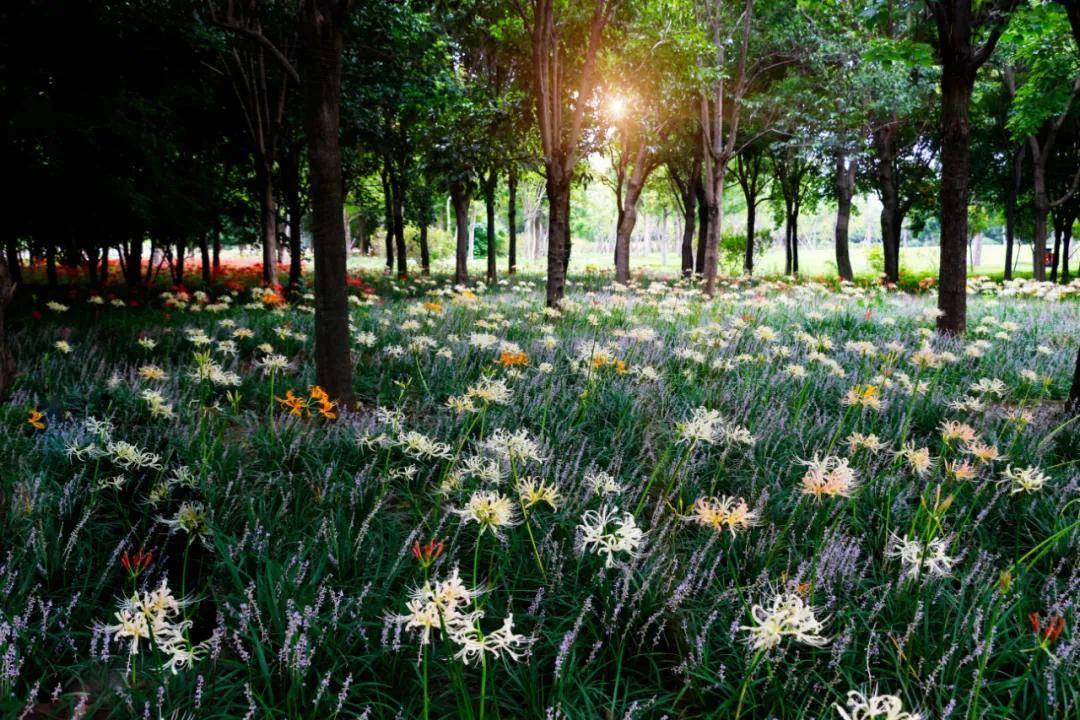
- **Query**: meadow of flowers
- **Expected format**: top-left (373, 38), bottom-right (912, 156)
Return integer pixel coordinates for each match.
top-left (1, 271), bottom-right (1078, 719)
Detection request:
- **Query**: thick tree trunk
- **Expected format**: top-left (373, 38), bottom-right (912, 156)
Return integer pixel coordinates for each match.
top-left (614, 182), bottom-right (643, 284)
top-left (86, 245), bottom-right (100, 287)
top-left (936, 70), bottom-right (974, 334)
top-left (391, 174), bottom-right (407, 278)
top-left (701, 165), bottom-right (726, 294)
top-left (300, 0), bottom-right (354, 406)
top-left (174, 238), bottom-right (187, 284)
top-left (100, 244), bottom-right (109, 286)
top-left (419, 224), bottom-right (431, 276)
top-left (257, 163), bottom-right (278, 286)
top-left (4, 238), bottom-right (20, 287)
top-left (873, 125), bottom-right (901, 283)
top-left (834, 154), bottom-right (856, 281)
top-left (544, 168), bottom-right (571, 307)
top-left (46, 243), bottom-right (58, 291)
top-left (126, 239), bottom-right (143, 289)
top-left (451, 181), bottom-right (471, 284)
top-left (0, 256), bottom-right (15, 401)
top-left (1071, 344), bottom-right (1080, 415)
top-left (507, 167), bottom-right (517, 274)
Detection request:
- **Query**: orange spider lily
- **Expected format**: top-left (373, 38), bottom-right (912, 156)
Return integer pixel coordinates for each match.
top-left (27, 409), bottom-right (46, 431)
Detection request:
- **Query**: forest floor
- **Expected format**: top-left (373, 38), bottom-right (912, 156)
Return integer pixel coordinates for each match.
top-left (1, 271), bottom-right (1078, 719)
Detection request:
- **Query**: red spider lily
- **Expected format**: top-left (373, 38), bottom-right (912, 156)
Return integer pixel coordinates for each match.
top-left (1029, 613), bottom-right (1065, 647)
top-left (411, 539), bottom-right (444, 569)
top-left (120, 548), bottom-right (153, 578)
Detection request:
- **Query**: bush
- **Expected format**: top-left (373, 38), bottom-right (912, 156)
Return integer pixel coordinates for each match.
top-left (405, 225), bottom-right (454, 262)
top-left (720, 228), bottom-right (772, 274)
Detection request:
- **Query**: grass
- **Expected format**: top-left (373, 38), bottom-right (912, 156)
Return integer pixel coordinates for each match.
top-left (353, 241), bottom-right (1064, 282)
top-left (0, 269), bottom-right (1078, 719)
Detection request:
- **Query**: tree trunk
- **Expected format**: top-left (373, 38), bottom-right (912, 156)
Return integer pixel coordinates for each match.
top-left (507, 167), bottom-right (517, 275)
top-left (873, 125), bottom-right (901, 283)
top-left (936, 70), bottom-right (974, 334)
top-left (419, 224), bottom-right (431, 276)
top-left (1004, 145), bottom-right (1022, 280)
top-left (4, 238), bottom-right (20, 287)
top-left (46, 243), bottom-right (58, 291)
top-left (694, 176), bottom-right (707, 276)
top-left (127, 239), bottom-right (143, 289)
top-left (451, 181), bottom-right (471, 284)
top-left (1031, 152), bottom-right (1049, 282)
top-left (1061, 218), bottom-right (1073, 282)
top-left (174, 237), bottom-right (187, 284)
top-left (199, 233), bottom-right (212, 285)
top-left (0, 256), bottom-right (16, 401)
top-left (284, 152), bottom-right (304, 292)
top-left (381, 166), bottom-right (394, 274)
top-left (86, 245), bottom-right (100, 287)
top-left (614, 181), bottom-right (643, 284)
top-left (391, 172), bottom-right (407, 278)
top-left (743, 194), bottom-right (756, 276)
top-left (100, 244), bottom-right (109, 286)
top-left (1050, 217), bottom-right (1062, 282)
top-left (212, 220), bottom-right (222, 274)
top-left (1071, 343), bottom-right (1080, 415)
top-left (834, 153), bottom-right (856, 281)
top-left (483, 169), bottom-right (497, 284)
top-left (300, 0), bottom-right (354, 406)
top-left (257, 162), bottom-right (278, 287)
top-left (545, 168), bottom-right (571, 307)
top-left (680, 185), bottom-right (696, 279)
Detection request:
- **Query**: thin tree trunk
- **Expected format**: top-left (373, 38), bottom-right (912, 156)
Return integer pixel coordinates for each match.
top-left (614, 182), bottom-right (643, 283)
top-left (1031, 154), bottom-right (1049, 282)
top-left (419, 224), bottom-right (431, 276)
top-left (507, 167), bottom-right (517, 275)
top-left (199, 232), bottom-right (212, 285)
top-left (300, 0), bottom-right (354, 406)
top-left (1070, 344), bottom-right (1080, 415)
top-left (694, 177), bottom-right (707, 276)
top-left (1004, 145), bottom-right (1022, 280)
top-left (1062, 219), bottom-right (1073, 282)
top-left (483, 169), bottom-right (497, 284)
top-left (381, 166), bottom-right (394, 274)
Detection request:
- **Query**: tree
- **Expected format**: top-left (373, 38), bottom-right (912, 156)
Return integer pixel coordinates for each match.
top-left (523, 0), bottom-right (616, 306)
top-left (299, 0), bottom-right (354, 405)
top-left (732, 140), bottom-right (768, 275)
top-left (1002, 3), bottom-right (1080, 282)
top-left (927, 0), bottom-right (1019, 334)
top-left (208, 1), bottom-right (299, 287)
top-left (699, 0), bottom-right (754, 295)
